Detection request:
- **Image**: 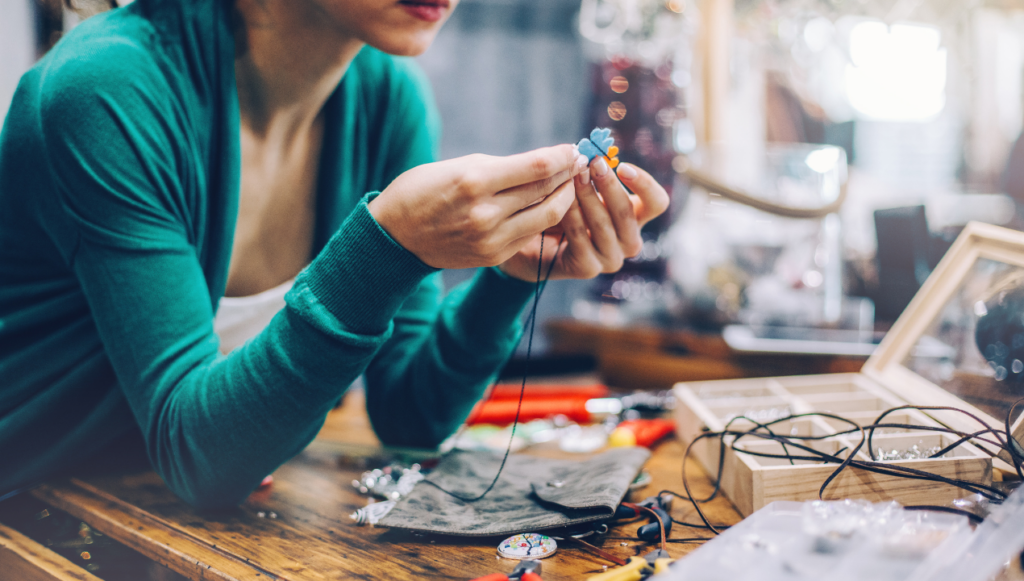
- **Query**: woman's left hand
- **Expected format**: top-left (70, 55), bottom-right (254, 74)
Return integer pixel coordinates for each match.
top-left (497, 156), bottom-right (670, 282)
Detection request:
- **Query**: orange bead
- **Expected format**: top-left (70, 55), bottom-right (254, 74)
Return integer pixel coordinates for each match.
top-left (607, 146), bottom-right (619, 158)
top-left (608, 157), bottom-right (620, 169)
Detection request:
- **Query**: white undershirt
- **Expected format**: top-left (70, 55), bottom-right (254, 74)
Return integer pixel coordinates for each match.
top-left (213, 278), bottom-right (294, 354)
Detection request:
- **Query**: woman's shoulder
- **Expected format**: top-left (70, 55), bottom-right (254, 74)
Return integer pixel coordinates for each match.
top-left (38, 0), bottom-right (224, 111)
top-left (41, 8), bottom-right (163, 88)
top-left (32, 23), bottom-right (179, 140)
top-left (32, 4), bottom-right (218, 151)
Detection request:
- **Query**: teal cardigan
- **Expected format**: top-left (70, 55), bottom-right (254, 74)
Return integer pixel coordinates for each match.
top-left (0, 0), bottom-right (535, 507)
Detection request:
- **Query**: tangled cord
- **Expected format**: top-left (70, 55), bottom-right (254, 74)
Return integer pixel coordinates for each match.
top-left (653, 399), bottom-right (1024, 538)
top-left (527, 403), bottom-right (1023, 549)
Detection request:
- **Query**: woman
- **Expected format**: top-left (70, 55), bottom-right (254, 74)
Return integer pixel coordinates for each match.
top-left (0, 0), bottom-right (668, 508)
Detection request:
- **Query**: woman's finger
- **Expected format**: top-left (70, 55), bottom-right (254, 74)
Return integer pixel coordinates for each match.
top-left (558, 200), bottom-right (603, 279)
top-left (496, 166), bottom-right (578, 213)
top-left (590, 157), bottom-right (641, 257)
top-left (575, 172), bottom-right (624, 270)
top-left (615, 162), bottom-right (670, 226)
top-left (478, 144), bottom-right (581, 194)
top-left (491, 231), bottom-right (539, 267)
top-left (498, 177), bottom-right (576, 242)
top-left (493, 230), bottom-right (571, 279)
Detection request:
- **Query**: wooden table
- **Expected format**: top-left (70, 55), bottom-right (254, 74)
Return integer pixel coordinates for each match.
top-left (1, 390), bottom-right (743, 581)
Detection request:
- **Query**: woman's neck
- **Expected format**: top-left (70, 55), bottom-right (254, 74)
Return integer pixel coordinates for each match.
top-left (233, 0), bottom-right (364, 139)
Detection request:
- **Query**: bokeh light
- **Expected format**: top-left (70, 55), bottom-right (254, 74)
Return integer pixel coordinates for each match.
top-left (607, 101), bottom-right (627, 120)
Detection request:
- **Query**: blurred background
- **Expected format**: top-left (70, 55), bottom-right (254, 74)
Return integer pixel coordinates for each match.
top-left (6, 0), bottom-right (1024, 382)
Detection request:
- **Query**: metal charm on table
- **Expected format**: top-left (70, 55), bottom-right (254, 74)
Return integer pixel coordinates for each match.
top-left (498, 533), bottom-right (558, 560)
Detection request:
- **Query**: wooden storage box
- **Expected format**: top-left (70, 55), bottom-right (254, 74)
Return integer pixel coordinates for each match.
top-left (673, 222), bottom-right (1024, 516)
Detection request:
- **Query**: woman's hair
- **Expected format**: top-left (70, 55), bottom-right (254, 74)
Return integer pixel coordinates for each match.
top-left (59, 0), bottom-right (117, 15)
top-left (35, 0), bottom-right (116, 53)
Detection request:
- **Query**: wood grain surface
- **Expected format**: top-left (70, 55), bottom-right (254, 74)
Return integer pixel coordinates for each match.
top-left (23, 390), bottom-right (742, 581)
top-left (0, 522), bottom-right (103, 581)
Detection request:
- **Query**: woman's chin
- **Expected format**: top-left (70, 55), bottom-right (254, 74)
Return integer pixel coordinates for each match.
top-left (367, 31), bottom-right (438, 56)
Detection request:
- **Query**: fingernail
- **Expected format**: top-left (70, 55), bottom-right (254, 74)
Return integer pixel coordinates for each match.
top-left (617, 163), bottom-right (637, 180)
top-left (574, 153), bottom-right (588, 175)
top-left (580, 168), bottom-right (590, 185)
top-left (592, 156), bottom-right (610, 177)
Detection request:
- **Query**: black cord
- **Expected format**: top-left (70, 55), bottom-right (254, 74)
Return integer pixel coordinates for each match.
top-left (724, 411), bottom-right (1011, 500)
top-left (670, 403), bottom-right (1024, 534)
top-left (867, 405), bottom-right (1010, 462)
top-left (423, 232), bottom-right (566, 503)
top-left (588, 141), bottom-right (637, 196)
top-left (1005, 398), bottom-right (1024, 481)
top-left (666, 538), bottom-right (713, 544)
top-left (669, 413), bottom-right (795, 508)
top-left (725, 422), bottom-right (1008, 502)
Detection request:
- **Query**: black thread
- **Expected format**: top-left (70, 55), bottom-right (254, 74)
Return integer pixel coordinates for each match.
top-left (660, 402), bottom-right (1024, 537)
top-left (588, 141), bottom-right (637, 196)
top-left (423, 231), bottom-right (566, 502)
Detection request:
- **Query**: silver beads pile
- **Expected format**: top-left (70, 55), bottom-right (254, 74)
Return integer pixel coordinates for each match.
top-left (875, 444), bottom-right (944, 461)
top-left (352, 463), bottom-right (424, 501)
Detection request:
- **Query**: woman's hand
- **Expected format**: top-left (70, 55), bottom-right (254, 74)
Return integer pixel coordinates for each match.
top-left (368, 145), bottom-right (587, 269)
top-left (496, 157), bottom-right (670, 282)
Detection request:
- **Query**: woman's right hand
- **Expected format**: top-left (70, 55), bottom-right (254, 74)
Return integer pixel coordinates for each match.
top-left (368, 144), bottom-right (586, 269)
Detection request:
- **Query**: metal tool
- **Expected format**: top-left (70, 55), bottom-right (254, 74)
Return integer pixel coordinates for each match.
top-left (471, 559), bottom-right (543, 581)
top-left (584, 549), bottom-right (675, 581)
top-left (586, 556), bottom-right (649, 581)
top-left (643, 549), bottom-right (674, 575)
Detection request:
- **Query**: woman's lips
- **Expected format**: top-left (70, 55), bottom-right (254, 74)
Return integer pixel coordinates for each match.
top-left (399, 0), bottom-right (449, 22)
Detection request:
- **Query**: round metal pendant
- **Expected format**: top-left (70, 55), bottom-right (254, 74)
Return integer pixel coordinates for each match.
top-left (497, 533), bottom-right (558, 560)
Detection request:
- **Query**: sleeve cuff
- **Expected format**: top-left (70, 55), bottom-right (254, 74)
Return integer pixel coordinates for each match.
top-left (299, 192), bottom-right (439, 334)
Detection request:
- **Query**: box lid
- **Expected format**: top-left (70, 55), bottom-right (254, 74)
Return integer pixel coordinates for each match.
top-left (862, 221), bottom-right (1024, 462)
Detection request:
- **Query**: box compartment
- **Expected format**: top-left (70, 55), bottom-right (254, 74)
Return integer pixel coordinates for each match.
top-left (673, 374), bottom-right (996, 516)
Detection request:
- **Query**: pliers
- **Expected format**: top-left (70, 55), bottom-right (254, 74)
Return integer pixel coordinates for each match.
top-left (471, 559), bottom-right (543, 581)
top-left (585, 549), bottom-right (674, 581)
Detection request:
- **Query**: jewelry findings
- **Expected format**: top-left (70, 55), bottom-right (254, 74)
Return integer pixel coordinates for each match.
top-left (350, 500), bottom-right (396, 526)
top-left (352, 463), bottom-right (425, 501)
top-left (875, 444), bottom-right (945, 462)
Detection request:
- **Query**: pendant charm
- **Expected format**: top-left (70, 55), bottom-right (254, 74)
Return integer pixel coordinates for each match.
top-left (497, 533), bottom-right (558, 560)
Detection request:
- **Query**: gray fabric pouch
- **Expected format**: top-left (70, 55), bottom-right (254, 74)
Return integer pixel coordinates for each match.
top-left (377, 447), bottom-right (650, 536)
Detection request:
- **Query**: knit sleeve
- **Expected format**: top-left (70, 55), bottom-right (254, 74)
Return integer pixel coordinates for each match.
top-left (361, 58), bottom-right (538, 447)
